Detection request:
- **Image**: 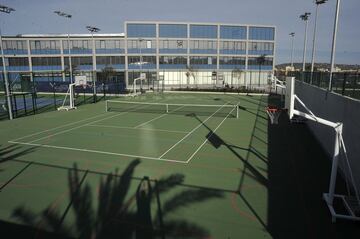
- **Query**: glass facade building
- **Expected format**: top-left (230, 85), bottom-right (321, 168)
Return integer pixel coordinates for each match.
top-left (0, 21), bottom-right (275, 89)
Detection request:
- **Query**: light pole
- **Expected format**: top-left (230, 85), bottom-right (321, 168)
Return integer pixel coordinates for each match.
top-left (86, 26), bottom-right (100, 103)
top-left (329, 0), bottom-right (341, 91)
top-left (54, 11), bottom-right (73, 83)
top-left (300, 12), bottom-right (311, 72)
top-left (289, 32), bottom-right (295, 69)
top-left (138, 38), bottom-right (144, 90)
top-left (0, 5), bottom-right (15, 120)
top-left (310, 0), bottom-right (328, 83)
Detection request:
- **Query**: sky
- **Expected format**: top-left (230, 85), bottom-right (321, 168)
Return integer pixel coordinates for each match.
top-left (1, 0), bottom-right (360, 65)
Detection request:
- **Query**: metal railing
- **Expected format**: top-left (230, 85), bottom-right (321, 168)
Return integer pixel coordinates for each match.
top-left (276, 71), bottom-right (360, 100)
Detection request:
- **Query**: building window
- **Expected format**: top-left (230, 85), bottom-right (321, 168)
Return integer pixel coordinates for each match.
top-left (190, 25), bottom-right (217, 39)
top-left (127, 23), bottom-right (156, 38)
top-left (96, 56), bottom-right (125, 65)
top-left (3, 40), bottom-right (27, 50)
top-left (8, 57), bottom-right (29, 67)
top-left (31, 57), bottom-right (61, 66)
top-left (190, 56), bottom-right (217, 65)
top-left (248, 42), bottom-right (274, 55)
top-left (249, 27), bottom-right (275, 40)
top-left (220, 25), bottom-right (247, 39)
top-left (159, 24), bottom-right (187, 38)
top-left (159, 56), bottom-right (187, 65)
top-left (63, 40), bottom-right (91, 50)
top-left (219, 56), bottom-right (245, 65)
top-left (190, 40), bottom-right (217, 50)
top-left (248, 57), bottom-right (273, 67)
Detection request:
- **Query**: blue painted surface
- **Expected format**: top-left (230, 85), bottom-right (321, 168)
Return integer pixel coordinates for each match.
top-left (97, 64), bottom-right (125, 70)
top-left (219, 65), bottom-right (245, 69)
top-left (248, 50), bottom-right (273, 55)
top-left (63, 49), bottom-right (92, 54)
top-left (127, 48), bottom-right (156, 54)
top-left (128, 64), bottom-right (156, 70)
top-left (7, 66), bottom-right (30, 71)
top-left (32, 66), bottom-right (62, 71)
top-left (190, 64), bottom-right (216, 69)
top-left (247, 65), bottom-right (273, 70)
top-left (220, 49), bottom-right (246, 55)
top-left (78, 65), bottom-right (93, 70)
top-left (159, 49), bottom-right (187, 54)
top-left (159, 64), bottom-right (187, 69)
top-left (96, 49), bottom-right (124, 54)
top-left (190, 49), bottom-right (217, 54)
top-left (4, 49), bottom-right (28, 55)
top-left (31, 49), bottom-right (61, 55)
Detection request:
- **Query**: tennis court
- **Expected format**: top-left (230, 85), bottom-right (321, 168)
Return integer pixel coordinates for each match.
top-left (0, 92), bottom-right (358, 238)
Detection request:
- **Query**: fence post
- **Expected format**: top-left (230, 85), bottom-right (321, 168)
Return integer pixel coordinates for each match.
top-left (23, 94), bottom-right (27, 116)
top-left (341, 73), bottom-right (347, 95)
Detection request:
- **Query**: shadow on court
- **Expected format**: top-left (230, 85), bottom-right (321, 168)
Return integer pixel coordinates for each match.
top-left (191, 94), bottom-right (360, 238)
top-left (266, 94), bottom-right (360, 239)
top-left (0, 144), bottom-right (37, 192)
top-left (6, 159), bottom-right (224, 239)
top-left (190, 95), bottom-right (269, 231)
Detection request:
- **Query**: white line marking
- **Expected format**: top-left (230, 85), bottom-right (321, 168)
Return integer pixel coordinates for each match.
top-left (186, 108), bottom-right (235, 163)
top-left (26, 112), bottom-right (128, 144)
top-left (8, 141), bottom-right (188, 164)
top-left (134, 114), bottom-right (169, 128)
top-left (10, 112), bottom-right (109, 142)
top-left (158, 104), bottom-right (228, 159)
top-left (87, 124), bottom-right (189, 134)
top-left (134, 105), bottom-right (186, 128)
top-left (22, 99), bottom-right (169, 144)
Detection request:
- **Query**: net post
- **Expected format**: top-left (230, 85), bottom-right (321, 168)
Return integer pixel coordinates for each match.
top-left (166, 104), bottom-right (169, 113)
top-left (105, 100), bottom-right (108, 112)
top-left (236, 105), bottom-right (239, 118)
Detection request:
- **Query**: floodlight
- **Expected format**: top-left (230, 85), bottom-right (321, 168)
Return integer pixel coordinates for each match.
top-left (0, 5), bottom-right (15, 13)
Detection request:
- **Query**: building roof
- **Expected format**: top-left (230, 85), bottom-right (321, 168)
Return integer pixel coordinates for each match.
top-left (4, 33), bottom-right (125, 38)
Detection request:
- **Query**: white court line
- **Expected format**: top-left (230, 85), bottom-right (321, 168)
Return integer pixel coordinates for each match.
top-left (134, 105), bottom-right (186, 128)
top-left (10, 111), bottom-right (109, 142)
top-left (186, 108), bottom-right (235, 163)
top-left (22, 98), bottom-right (170, 144)
top-left (26, 112), bottom-right (129, 144)
top-left (8, 140), bottom-right (188, 164)
top-left (87, 124), bottom-right (189, 134)
top-left (158, 103), bottom-right (228, 159)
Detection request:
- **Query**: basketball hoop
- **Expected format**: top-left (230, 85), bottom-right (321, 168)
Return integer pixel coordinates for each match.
top-left (265, 106), bottom-right (282, 124)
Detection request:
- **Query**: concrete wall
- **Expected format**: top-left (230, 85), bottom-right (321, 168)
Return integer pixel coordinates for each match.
top-left (295, 80), bottom-right (360, 194)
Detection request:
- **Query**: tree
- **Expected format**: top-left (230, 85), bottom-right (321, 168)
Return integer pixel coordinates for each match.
top-left (185, 65), bottom-right (197, 87)
top-left (256, 54), bottom-right (267, 87)
top-left (12, 160), bottom-right (224, 239)
top-left (232, 68), bottom-right (243, 88)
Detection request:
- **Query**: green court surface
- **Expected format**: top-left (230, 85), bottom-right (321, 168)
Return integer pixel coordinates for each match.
top-left (0, 93), bottom-right (358, 238)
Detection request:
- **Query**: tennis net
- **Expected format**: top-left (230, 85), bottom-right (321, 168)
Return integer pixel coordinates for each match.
top-left (105, 100), bottom-right (239, 118)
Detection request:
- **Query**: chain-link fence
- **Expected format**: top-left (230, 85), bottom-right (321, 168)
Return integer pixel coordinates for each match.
top-left (0, 71), bottom-right (127, 120)
top-left (1, 69), bottom-right (275, 120)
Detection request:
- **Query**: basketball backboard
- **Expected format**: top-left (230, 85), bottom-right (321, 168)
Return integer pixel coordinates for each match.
top-left (285, 77), bottom-right (295, 119)
top-left (74, 75), bottom-right (87, 86)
